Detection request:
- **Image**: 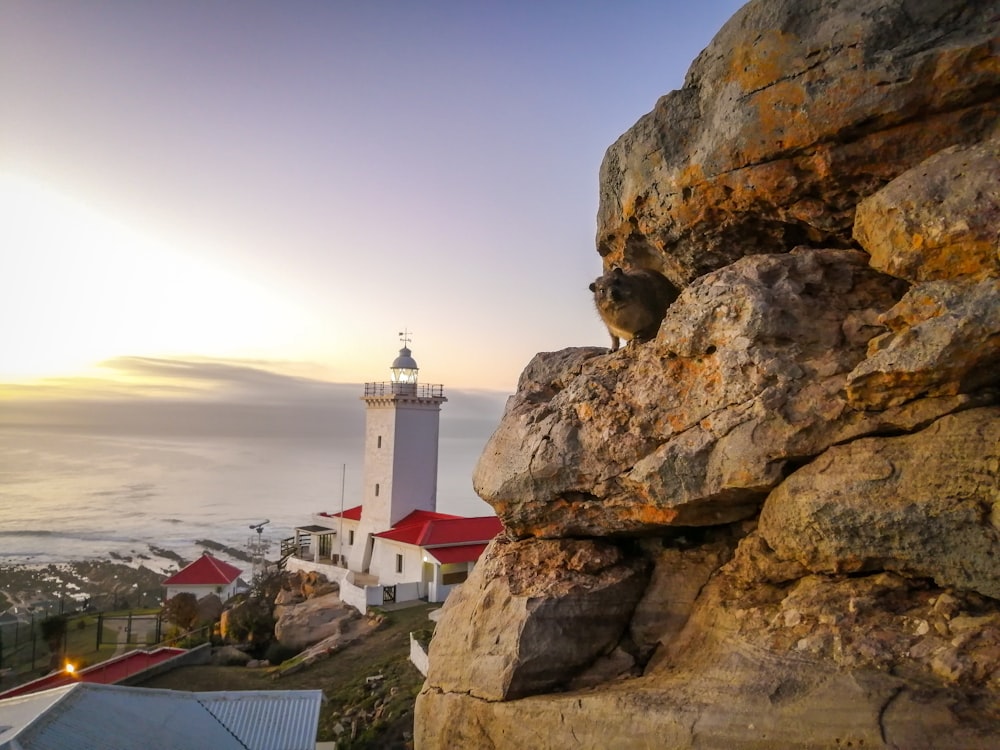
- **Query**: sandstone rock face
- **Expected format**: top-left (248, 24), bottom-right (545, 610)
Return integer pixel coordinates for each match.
top-left (596, 0), bottom-right (999, 285)
top-left (425, 537), bottom-right (649, 701)
top-left (420, 567), bottom-right (1000, 749)
top-left (273, 592), bottom-right (358, 651)
top-left (759, 407), bottom-right (1000, 596)
top-left (629, 538), bottom-right (734, 661)
top-left (854, 136), bottom-right (1000, 284)
top-left (418, 0), bottom-right (1000, 746)
top-left (474, 248), bottom-right (969, 538)
top-left (845, 279), bottom-right (1000, 409)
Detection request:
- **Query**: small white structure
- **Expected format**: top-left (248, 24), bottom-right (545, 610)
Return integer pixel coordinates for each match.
top-left (284, 335), bottom-right (502, 611)
top-left (161, 553), bottom-right (243, 602)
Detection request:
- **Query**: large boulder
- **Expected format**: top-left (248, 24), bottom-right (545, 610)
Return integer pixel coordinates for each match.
top-left (273, 592), bottom-right (357, 651)
top-left (758, 407), bottom-right (1000, 597)
top-left (845, 278), bottom-right (1000, 409)
top-left (425, 537), bottom-right (649, 701)
top-left (854, 135), bottom-right (1000, 284)
top-left (474, 249), bottom-right (970, 537)
top-left (596, 0), bottom-right (999, 285)
top-left (845, 135), bottom-right (1000, 408)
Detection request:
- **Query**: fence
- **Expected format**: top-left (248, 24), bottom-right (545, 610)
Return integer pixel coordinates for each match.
top-left (0, 609), bottom-right (167, 687)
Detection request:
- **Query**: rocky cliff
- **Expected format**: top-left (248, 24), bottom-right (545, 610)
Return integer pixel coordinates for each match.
top-left (416, 0), bottom-right (1000, 747)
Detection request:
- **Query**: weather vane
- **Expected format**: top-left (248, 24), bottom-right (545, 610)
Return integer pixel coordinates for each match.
top-left (398, 329), bottom-right (412, 348)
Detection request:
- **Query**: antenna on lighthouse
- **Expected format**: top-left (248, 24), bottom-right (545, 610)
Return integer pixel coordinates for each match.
top-left (398, 329), bottom-right (412, 347)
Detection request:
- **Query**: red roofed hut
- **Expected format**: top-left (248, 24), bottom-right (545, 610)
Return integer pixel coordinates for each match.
top-left (161, 553), bottom-right (244, 602)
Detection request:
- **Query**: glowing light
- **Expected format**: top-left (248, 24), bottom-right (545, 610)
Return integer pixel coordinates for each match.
top-left (64, 662), bottom-right (76, 674)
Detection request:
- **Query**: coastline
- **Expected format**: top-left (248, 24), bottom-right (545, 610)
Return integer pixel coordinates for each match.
top-left (0, 539), bottom-right (257, 614)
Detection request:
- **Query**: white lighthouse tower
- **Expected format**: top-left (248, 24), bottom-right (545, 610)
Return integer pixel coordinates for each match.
top-left (347, 332), bottom-right (447, 572)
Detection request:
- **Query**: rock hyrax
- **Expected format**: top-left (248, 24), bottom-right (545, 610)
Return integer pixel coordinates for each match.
top-left (589, 267), bottom-right (679, 352)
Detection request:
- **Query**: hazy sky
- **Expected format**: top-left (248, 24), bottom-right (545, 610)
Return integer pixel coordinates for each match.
top-left (1, 0), bottom-right (746, 394)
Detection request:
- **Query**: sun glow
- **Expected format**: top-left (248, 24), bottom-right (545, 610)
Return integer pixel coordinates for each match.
top-left (0, 175), bottom-right (312, 384)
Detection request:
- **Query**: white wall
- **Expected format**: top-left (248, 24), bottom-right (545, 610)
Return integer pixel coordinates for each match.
top-left (339, 578), bottom-right (369, 614)
top-left (361, 402), bottom-right (396, 531)
top-left (388, 403), bottom-right (442, 524)
top-left (409, 633), bottom-right (429, 677)
top-left (165, 582), bottom-right (237, 602)
top-left (370, 540), bottom-right (424, 588)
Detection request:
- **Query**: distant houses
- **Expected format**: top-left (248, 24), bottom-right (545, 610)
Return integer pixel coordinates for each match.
top-left (284, 338), bottom-right (503, 611)
top-left (161, 553), bottom-right (244, 602)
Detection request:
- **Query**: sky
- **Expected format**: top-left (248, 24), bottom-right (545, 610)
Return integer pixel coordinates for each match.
top-left (1, 0), bottom-right (747, 397)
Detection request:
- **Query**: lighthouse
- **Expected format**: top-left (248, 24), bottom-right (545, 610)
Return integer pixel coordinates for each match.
top-left (347, 332), bottom-right (447, 572)
top-left (288, 331), bottom-right (503, 608)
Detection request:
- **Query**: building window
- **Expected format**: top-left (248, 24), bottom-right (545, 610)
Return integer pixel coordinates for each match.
top-left (375, 483), bottom-right (380, 497)
top-left (395, 554), bottom-right (403, 574)
top-left (349, 530), bottom-right (355, 546)
top-left (377, 435), bottom-right (382, 448)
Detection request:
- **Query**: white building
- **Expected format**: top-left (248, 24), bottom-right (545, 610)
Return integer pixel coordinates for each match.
top-left (284, 337), bottom-right (502, 611)
top-left (161, 553), bottom-right (244, 602)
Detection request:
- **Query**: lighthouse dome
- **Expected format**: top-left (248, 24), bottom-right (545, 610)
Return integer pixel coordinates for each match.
top-left (391, 347), bottom-right (418, 371)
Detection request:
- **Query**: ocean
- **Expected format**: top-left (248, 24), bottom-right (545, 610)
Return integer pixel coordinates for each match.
top-left (0, 385), bottom-right (508, 572)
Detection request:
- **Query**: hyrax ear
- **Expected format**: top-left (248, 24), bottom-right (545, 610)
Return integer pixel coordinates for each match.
top-left (589, 282), bottom-right (597, 292)
top-left (612, 267), bottom-right (625, 277)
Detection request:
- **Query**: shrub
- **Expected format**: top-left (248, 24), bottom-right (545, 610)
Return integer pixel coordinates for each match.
top-left (40, 615), bottom-right (68, 653)
top-left (162, 592), bottom-right (199, 630)
top-left (224, 599), bottom-right (274, 644)
top-left (264, 641), bottom-right (300, 666)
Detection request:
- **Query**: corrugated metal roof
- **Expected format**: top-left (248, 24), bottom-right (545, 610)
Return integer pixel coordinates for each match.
top-left (0, 685), bottom-right (70, 747)
top-left (0, 682), bottom-right (323, 750)
top-left (199, 690), bottom-right (324, 750)
top-left (2, 683), bottom-right (245, 750)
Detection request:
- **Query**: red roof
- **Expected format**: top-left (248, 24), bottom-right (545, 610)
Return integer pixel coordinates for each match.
top-left (426, 543), bottom-right (490, 564)
top-left (161, 553), bottom-right (242, 586)
top-left (0, 648), bottom-right (186, 699)
top-left (320, 505), bottom-right (363, 521)
top-left (374, 511), bottom-right (503, 547)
